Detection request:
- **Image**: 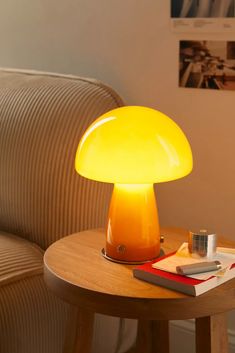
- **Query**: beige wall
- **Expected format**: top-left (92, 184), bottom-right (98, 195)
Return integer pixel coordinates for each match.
top-left (1, 1), bottom-right (234, 238)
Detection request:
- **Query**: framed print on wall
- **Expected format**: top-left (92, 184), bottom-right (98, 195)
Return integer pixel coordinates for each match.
top-left (171, 0), bottom-right (235, 32)
top-left (179, 40), bottom-right (235, 90)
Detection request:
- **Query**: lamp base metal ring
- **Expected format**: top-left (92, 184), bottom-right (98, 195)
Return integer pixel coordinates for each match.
top-left (101, 248), bottom-right (165, 265)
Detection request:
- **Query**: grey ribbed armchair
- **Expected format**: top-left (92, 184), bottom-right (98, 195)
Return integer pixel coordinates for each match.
top-left (0, 69), bottom-right (133, 353)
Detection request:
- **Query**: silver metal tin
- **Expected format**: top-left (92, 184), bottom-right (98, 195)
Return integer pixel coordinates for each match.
top-left (188, 229), bottom-right (217, 258)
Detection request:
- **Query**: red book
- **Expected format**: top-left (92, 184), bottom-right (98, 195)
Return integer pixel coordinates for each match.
top-left (133, 253), bottom-right (235, 296)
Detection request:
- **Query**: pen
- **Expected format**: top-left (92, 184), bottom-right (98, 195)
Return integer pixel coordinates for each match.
top-left (176, 260), bottom-right (222, 275)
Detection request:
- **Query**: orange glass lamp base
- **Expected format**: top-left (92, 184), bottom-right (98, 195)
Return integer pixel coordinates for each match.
top-left (105, 184), bottom-right (160, 263)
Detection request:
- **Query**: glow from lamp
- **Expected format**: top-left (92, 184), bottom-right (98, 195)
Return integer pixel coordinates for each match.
top-left (75, 106), bottom-right (193, 263)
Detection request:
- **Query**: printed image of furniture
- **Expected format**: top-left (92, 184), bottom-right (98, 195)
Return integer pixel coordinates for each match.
top-left (171, 0), bottom-right (234, 18)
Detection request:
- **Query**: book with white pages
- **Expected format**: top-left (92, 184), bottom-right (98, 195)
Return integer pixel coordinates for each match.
top-left (133, 243), bottom-right (235, 296)
top-left (152, 242), bottom-right (235, 280)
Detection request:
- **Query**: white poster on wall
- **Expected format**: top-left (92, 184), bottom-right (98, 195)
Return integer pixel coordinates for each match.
top-left (179, 40), bottom-right (235, 90)
top-left (171, 0), bottom-right (235, 32)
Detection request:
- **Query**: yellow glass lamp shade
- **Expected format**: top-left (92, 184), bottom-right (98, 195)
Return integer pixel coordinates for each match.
top-left (75, 106), bottom-right (193, 263)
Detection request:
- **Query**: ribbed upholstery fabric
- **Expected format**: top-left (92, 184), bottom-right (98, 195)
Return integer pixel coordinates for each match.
top-left (0, 275), bottom-right (69, 353)
top-left (0, 69), bottom-right (131, 353)
top-left (0, 230), bottom-right (69, 353)
top-left (0, 69), bottom-right (123, 249)
top-left (0, 230), bottom-right (43, 286)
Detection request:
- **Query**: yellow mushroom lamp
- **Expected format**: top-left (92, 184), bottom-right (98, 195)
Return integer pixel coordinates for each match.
top-left (75, 106), bottom-right (193, 263)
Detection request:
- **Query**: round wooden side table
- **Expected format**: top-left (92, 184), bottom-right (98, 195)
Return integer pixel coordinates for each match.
top-left (44, 227), bottom-right (235, 353)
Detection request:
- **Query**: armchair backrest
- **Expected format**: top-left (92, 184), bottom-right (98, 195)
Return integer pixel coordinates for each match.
top-left (0, 69), bottom-right (124, 249)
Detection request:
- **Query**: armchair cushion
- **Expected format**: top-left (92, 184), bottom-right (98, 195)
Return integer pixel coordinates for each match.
top-left (0, 69), bottom-right (136, 353)
top-left (0, 231), bottom-right (43, 286)
top-left (0, 69), bottom-right (122, 250)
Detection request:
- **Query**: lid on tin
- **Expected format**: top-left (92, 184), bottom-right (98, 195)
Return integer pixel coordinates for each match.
top-left (190, 229), bottom-right (216, 236)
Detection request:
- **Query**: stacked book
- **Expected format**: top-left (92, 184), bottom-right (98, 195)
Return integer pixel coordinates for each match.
top-left (133, 243), bottom-right (235, 296)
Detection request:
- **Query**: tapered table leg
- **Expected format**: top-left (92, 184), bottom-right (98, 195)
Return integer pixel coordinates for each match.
top-left (63, 306), bottom-right (94, 353)
top-left (196, 313), bottom-right (228, 353)
top-left (136, 320), bottom-right (170, 353)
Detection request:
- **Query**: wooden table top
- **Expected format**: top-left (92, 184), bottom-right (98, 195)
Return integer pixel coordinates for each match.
top-left (44, 227), bottom-right (235, 320)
